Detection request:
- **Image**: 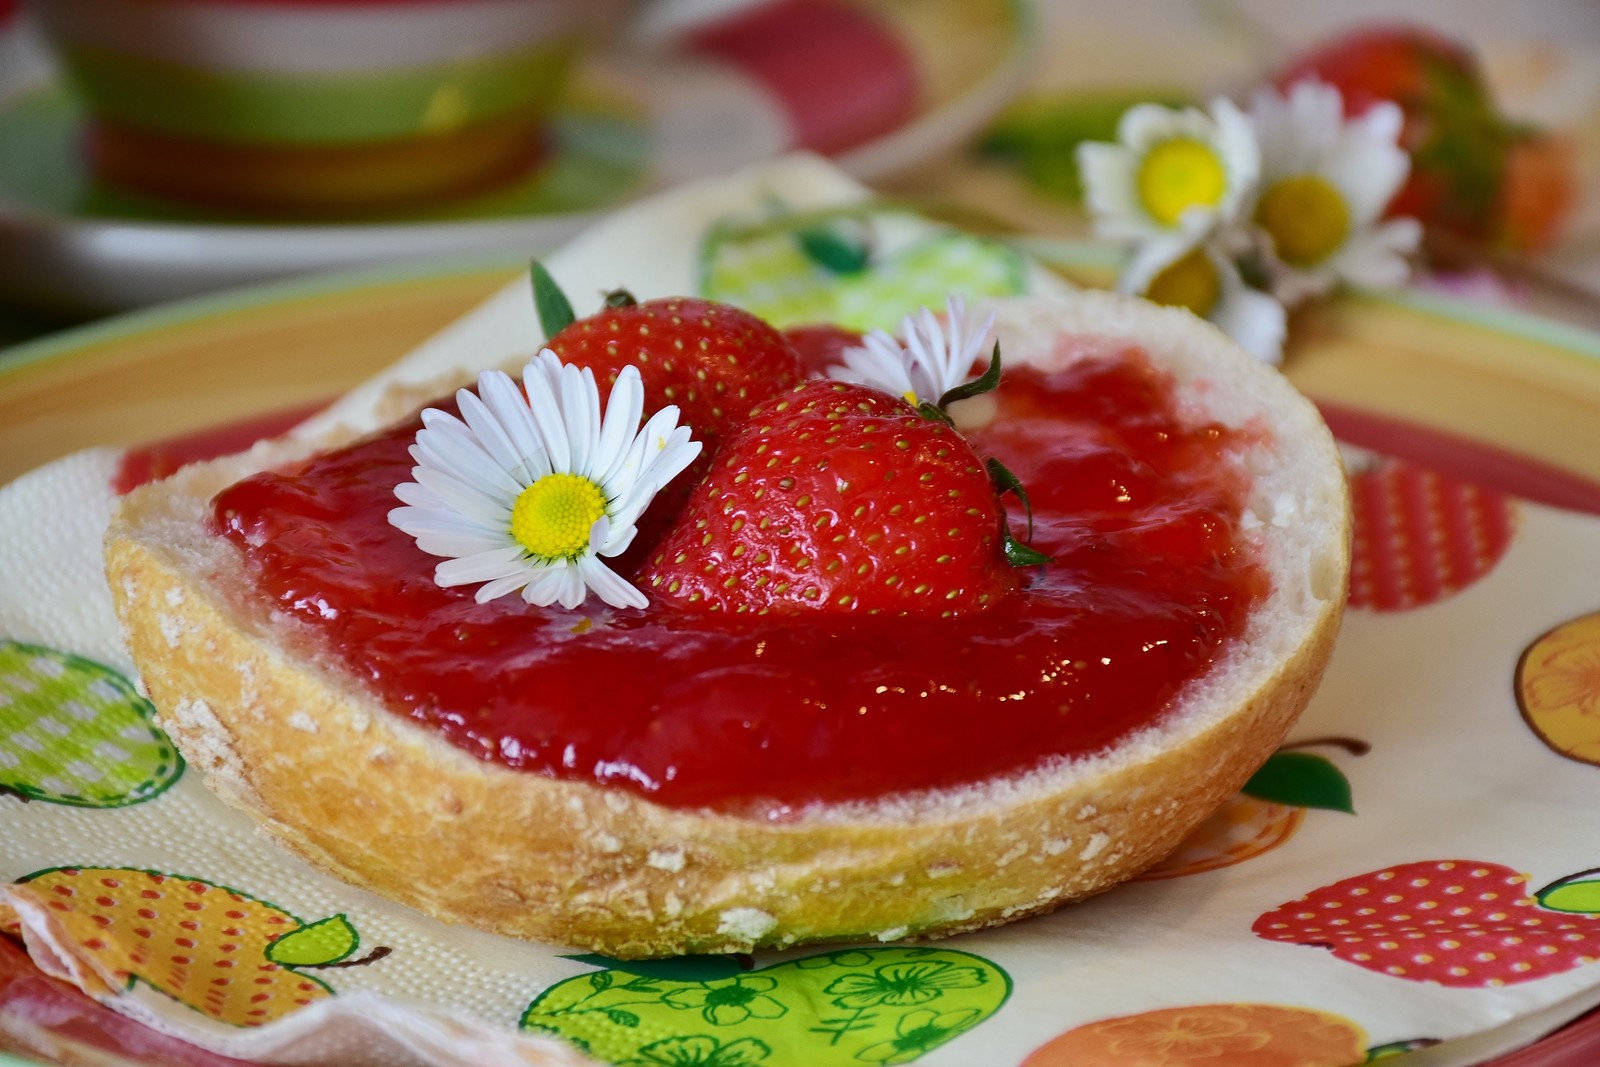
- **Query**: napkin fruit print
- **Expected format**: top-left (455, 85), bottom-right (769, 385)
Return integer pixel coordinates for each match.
top-left (1255, 860), bottom-right (1600, 988)
top-left (0, 640), bottom-right (182, 809)
top-left (1, 867), bottom-right (379, 1026)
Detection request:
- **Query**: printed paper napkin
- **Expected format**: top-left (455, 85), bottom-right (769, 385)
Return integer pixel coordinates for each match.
top-left (4, 155), bottom-right (1600, 1067)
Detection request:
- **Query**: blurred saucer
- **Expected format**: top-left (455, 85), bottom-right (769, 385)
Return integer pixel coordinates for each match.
top-left (0, 0), bottom-right (1034, 314)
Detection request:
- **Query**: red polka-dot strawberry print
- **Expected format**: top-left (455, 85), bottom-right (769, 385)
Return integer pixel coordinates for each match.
top-left (1254, 860), bottom-right (1600, 987)
top-left (1347, 458), bottom-right (1515, 611)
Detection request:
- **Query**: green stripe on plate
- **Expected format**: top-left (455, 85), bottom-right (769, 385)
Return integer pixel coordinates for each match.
top-left (55, 38), bottom-right (580, 143)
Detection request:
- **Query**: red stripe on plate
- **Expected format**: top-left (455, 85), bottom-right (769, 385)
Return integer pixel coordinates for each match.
top-left (1318, 400), bottom-right (1600, 516)
top-left (113, 400), bottom-right (327, 494)
top-left (688, 0), bottom-right (917, 155)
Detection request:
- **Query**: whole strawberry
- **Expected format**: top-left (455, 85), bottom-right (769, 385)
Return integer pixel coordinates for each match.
top-left (540, 278), bottom-right (806, 451)
top-left (642, 379), bottom-right (1022, 616)
top-left (1254, 860), bottom-right (1600, 987)
top-left (533, 267), bottom-right (808, 563)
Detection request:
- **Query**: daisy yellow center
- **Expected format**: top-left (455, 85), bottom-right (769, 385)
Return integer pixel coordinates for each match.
top-left (1145, 249), bottom-right (1221, 317)
top-left (511, 473), bottom-right (607, 561)
top-left (1137, 138), bottom-right (1227, 227)
top-left (1256, 175), bottom-right (1350, 266)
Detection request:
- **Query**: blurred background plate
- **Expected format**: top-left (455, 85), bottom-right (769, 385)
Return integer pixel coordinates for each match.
top-left (0, 0), bottom-right (1034, 315)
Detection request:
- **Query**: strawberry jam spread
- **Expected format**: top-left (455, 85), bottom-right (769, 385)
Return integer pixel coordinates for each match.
top-left (212, 346), bottom-right (1265, 813)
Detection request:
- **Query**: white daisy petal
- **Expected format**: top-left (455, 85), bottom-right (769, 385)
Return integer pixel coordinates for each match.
top-left (561, 362), bottom-right (601, 479)
top-left (1328, 217), bottom-right (1422, 290)
top-left (412, 465), bottom-right (512, 529)
top-left (456, 376), bottom-right (536, 484)
top-left (579, 555), bottom-right (648, 610)
top-left (414, 420), bottom-right (523, 500)
top-left (826, 296), bottom-right (995, 406)
top-left (475, 573), bottom-right (533, 603)
top-left (389, 347), bottom-right (700, 611)
top-left (517, 565), bottom-right (568, 607)
top-left (477, 368), bottom-right (551, 482)
top-left (828, 331), bottom-right (918, 399)
top-left (392, 479), bottom-right (447, 511)
top-left (435, 546), bottom-right (529, 587)
top-left (1211, 275), bottom-right (1288, 366)
top-left (389, 508), bottom-right (511, 558)
top-left (594, 366), bottom-right (644, 483)
top-left (523, 355), bottom-right (572, 473)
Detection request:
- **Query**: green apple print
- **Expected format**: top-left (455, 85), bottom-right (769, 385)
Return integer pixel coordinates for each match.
top-left (0, 639), bottom-right (183, 807)
top-left (522, 946), bottom-right (1011, 1066)
top-left (699, 206), bottom-right (1027, 332)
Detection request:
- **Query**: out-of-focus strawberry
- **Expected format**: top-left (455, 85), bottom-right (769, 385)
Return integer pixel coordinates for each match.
top-left (1275, 24), bottom-right (1574, 255)
top-left (1497, 129), bottom-right (1579, 254)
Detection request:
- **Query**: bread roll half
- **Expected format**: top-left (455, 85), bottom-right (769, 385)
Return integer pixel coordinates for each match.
top-left (105, 291), bottom-right (1350, 957)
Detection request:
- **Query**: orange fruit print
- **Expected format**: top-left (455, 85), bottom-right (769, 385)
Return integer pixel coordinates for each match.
top-left (1139, 739), bottom-right (1363, 880)
top-left (2, 867), bottom-right (371, 1026)
top-left (1022, 1002), bottom-right (1367, 1067)
top-left (1137, 796), bottom-right (1305, 880)
top-left (1517, 610), bottom-right (1600, 767)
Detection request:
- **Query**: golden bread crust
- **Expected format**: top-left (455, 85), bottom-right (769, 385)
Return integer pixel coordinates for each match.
top-left (105, 292), bottom-right (1350, 957)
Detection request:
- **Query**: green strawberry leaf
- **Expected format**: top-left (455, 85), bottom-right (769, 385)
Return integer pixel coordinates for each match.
top-left (1536, 871), bottom-right (1600, 914)
top-left (561, 952), bottom-right (749, 982)
top-left (531, 260), bottom-right (576, 338)
top-left (1242, 752), bottom-right (1355, 813)
top-left (1003, 529), bottom-right (1052, 568)
top-left (266, 914), bottom-right (359, 967)
top-left (986, 457), bottom-right (1036, 543)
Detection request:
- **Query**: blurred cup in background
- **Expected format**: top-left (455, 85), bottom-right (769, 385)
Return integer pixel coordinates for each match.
top-left (26, 0), bottom-right (620, 215)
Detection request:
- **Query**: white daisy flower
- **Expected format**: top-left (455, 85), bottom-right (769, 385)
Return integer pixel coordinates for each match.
top-left (389, 350), bottom-right (701, 611)
top-left (826, 295), bottom-right (997, 405)
top-left (1249, 78), bottom-right (1422, 305)
top-left (1123, 234), bottom-right (1287, 365)
top-left (1078, 98), bottom-right (1260, 244)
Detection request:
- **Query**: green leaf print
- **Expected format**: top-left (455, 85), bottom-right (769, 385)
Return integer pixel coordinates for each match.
top-left (523, 946), bottom-right (1009, 1066)
top-left (0, 640), bottom-right (183, 808)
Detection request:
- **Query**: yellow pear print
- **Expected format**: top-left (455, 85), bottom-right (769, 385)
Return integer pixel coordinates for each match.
top-left (2, 867), bottom-right (385, 1027)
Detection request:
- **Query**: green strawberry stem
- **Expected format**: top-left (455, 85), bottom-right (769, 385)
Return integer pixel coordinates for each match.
top-left (986, 457), bottom-right (1036, 542)
top-left (1281, 736), bottom-right (1372, 757)
top-left (531, 260), bottom-right (577, 338)
top-left (304, 946), bottom-right (393, 969)
top-left (937, 342), bottom-right (1003, 409)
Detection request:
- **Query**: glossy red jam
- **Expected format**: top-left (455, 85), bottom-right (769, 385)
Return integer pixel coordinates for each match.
top-left (212, 345), bottom-right (1266, 814)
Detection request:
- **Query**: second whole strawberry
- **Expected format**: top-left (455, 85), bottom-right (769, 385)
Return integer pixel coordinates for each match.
top-left (642, 379), bottom-right (1024, 616)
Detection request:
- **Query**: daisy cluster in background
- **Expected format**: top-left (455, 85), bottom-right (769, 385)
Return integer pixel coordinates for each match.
top-left (1078, 78), bottom-right (1421, 364)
